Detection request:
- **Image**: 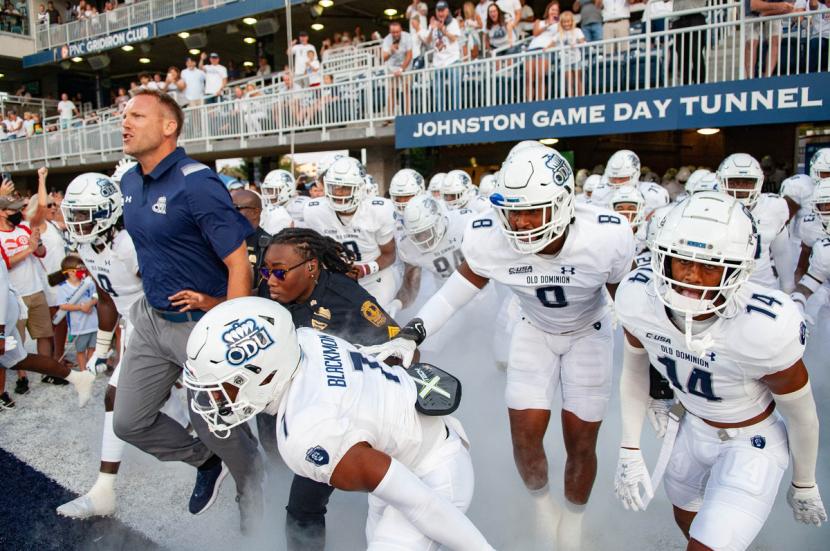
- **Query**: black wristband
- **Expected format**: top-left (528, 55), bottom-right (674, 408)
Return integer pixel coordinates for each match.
top-left (399, 317), bottom-right (427, 345)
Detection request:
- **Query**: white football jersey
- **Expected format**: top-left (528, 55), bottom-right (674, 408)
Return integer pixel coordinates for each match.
top-left (462, 203), bottom-right (636, 334)
top-left (260, 205), bottom-right (293, 236)
top-left (798, 213), bottom-right (826, 248)
top-left (749, 194), bottom-right (790, 288)
top-left (303, 197), bottom-right (396, 263)
top-left (286, 195), bottom-right (309, 224)
top-left (77, 230), bottom-right (143, 320)
top-left (616, 271), bottom-right (805, 423)
top-left (466, 195), bottom-right (492, 214)
top-left (575, 192), bottom-right (590, 204)
top-left (277, 329), bottom-right (424, 485)
top-left (398, 209), bottom-right (473, 279)
top-left (588, 182), bottom-right (614, 207)
top-left (804, 236), bottom-right (830, 290)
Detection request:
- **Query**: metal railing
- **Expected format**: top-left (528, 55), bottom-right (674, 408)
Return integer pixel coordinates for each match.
top-left (3, 8), bottom-right (828, 171)
top-left (34, 0), bottom-right (237, 52)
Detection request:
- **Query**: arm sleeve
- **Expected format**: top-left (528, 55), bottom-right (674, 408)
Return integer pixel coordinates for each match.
top-left (619, 340), bottom-right (652, 449)
top-left (774, 382), bottom-right (820, 487)
top-left (186, 174), bottom-right (254, 260)
top-left (416, 270), bottom-right (481, 337)
top-left (372, 458), bottom-right (494, 551)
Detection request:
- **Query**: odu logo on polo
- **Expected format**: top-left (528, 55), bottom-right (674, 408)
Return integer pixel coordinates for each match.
top-left (222, 318), bottom-right (275, 365)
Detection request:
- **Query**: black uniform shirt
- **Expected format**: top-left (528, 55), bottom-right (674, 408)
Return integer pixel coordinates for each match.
top-left (285, 269), bottom-right (399, 346)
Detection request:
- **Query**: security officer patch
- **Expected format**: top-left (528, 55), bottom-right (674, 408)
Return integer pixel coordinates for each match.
top-left (361, 301), bottom-right (387, 327)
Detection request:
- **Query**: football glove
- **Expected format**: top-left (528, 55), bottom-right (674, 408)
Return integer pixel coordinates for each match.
top-left (787, 484), bottom-right (827, 527)
top-left (614, 448), bottom-right (654, 512)
top-left (86, 353), bottom-right (109, 375)
top-left (646, 399), bottom-right (673, 439)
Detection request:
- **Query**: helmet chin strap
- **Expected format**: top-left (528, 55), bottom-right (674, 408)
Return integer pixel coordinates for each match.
top-left (665, 288), bottom-right (716, 357)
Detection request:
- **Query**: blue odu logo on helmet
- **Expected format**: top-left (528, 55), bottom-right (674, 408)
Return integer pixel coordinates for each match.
top-left (222, 319), bottom-right (275, 365)
top-left (544, 153), bottom-right (571, 188)
top-left (97, 178), bottom-right (117, 198)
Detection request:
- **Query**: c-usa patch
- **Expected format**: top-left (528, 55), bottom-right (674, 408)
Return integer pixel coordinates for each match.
top-left (306, 446), bottom-right (330, 467)
top-left (750, 435), bottom-right (766, 449)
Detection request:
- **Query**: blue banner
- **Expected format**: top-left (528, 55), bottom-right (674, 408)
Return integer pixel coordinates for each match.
top-left (53, 24), bottom-right (154, 59)
top-left (395, 73), bottom-right (830, 149)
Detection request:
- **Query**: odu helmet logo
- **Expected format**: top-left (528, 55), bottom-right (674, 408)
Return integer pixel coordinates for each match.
top-left (222, 319), bottom-right (275, 365)
top-left (97, 178), bottom-right (118, 198)
top-left (544, 153), bottom-right (572, 188)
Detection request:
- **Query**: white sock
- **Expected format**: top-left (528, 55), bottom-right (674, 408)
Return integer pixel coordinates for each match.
top-left (100, 412), bottom-right (126, 463)
top-left (64, 369), bottom-right (80, 384)
top-left (558, 500), bottom-right (586, 551)
top-left (90, 472), bottom-right (117, 495)
top-left (529, 484), bottom-right (561, 549)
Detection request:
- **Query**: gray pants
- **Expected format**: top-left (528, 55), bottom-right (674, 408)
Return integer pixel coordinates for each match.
top-left (113, 297), bottom-right (263, 502)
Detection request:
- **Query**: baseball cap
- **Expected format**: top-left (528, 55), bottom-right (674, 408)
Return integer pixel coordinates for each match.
top-left (0, 196), bottom-right (26, 210)
top-left (436, 1), bottom-right (449, 10)
top-left (299, 30), bottom-right (308, 37)
top-left (209, 52), bottom-right (219, 58)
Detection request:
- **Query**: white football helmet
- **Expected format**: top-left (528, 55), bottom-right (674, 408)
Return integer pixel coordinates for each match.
top-left (478, 173), bottom-right (498, 198)
top-left (717, 153), bottom-right (764, 208)
top-left (505, 140), bottom-right (549, 163)
top-left (686, 171), bottom-right (719, 195)
top-left (684, 169), bottom-right (710, 195)
top-left (402, 195), bottom-right (448, 253)
top-left (605, 150), bottom-right (641, 187)
top-left (261, 169), bottom-right (295, 207)
top-left (610, 185), bottom-right (646, 230)
top-left (583, 174), bottom-right (601, 197)
top-left (183, 297), bottom-right (301, 438)
top-left (651, 192), bottom-right (758, 344)
top-left (491, 147), bottom-right (575, 254)
top-left (62, 173), bottom-right (123, 244)
top-left (645, 203), bottom-right (673, 250)
top-left (323, 156), bottom-right (366, 212)
top-left (780, 174), bottom-right (815, 208)
top-left (110, 158), bottom-right (137, 185)
top-left (809, 148), bottom-right (830, 182)
top-left (428, 173), bottom-right (446, 198)
top-left (441, 170), bottom-right (474, 210)
top-left (810, 178), bottom-right (830, 232)
top-left (389, 168), bottom-right (426, 212)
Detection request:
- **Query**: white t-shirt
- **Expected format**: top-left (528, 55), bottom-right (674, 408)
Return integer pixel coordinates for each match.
top-left (430, 17), bottom-right (463, 68)
top-left (40, 221), bottom-right (69, 306)
top-left (602, 0), bottom-right (631, 21)
top-left (306, 59), bottom-right (322, 86)
top-left (58, 100), bottom-right (76, 120)
top-left (181, 67), bottom-right (206, 101)
top-left (0, 224), bottom-right (45, 297)
top-left (291, 43), bottom-right (317, 76)
top-left (204, 63), bottom-right (228, 96)
top-left (56, 279), bottom-right (99, 337)
top-left (382, 31), bottom-right (414, 69)
top-left (496, 0), bottom-right (522, 21)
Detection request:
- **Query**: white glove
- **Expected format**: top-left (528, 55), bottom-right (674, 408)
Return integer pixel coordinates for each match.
top-left (3, 335), bottom-right (17, 352)
top-left (787, 484), bottom-right (827, 527)
top-left (360, 338), bottom-right (417, 367)
top-left (85, 353), bottom-right (109, 375)
top-left (614, 448), bottom-right (654, 512)
top-left (387, 299), bottom-right (403, 318)
top-left (646, 399), bottom-right (673, 439)
top-left (791, 293), bottom-right (815, 325)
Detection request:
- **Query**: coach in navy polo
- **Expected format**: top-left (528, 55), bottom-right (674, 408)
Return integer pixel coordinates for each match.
top-left (113, 89), bottom-right (263, 531)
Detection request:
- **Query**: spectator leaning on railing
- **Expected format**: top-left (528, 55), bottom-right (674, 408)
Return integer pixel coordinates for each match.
top-left (671, 0), bottom-right (707, 85)
top-left (485, 3), bottom-right (517, 53)
top-left (460, 1), bottom-right (484, 60)
top-left (181, 56), bottom-right (207, 107)
top-left (383, 20), bottom-right (414, 116)
top-left (427, 1), bottom-right (462, 110)
top-left (57, 93), bottom-right (79, 129)
top-left (199, 52), bottom-right (228, 104)
top-left (289, 30), bottom-right (317, 83)
top-left (600, 0), bottom-right (634, 56)
top-left (747, 0), bottom-right (794, 78)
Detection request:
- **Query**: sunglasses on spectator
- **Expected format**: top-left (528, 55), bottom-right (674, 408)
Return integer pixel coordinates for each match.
top-left (259, 260), bottom-right (310, 281)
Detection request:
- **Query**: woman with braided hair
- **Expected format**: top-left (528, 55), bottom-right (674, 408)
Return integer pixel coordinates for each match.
top-left (258, 227), bottom-right (402, 551)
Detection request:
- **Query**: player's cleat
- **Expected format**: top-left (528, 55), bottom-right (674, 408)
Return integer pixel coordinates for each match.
top-left (41, 375), bottom-right (69, 385)
top-left (189, 459), bottom-right (229, 515)
top-left (0, 391), bottom-right (16, 409)
top-left (68, 369), bottom-right (96, 408)
top-left (14, 376), bottom-right (29, 395)
top-left (56, 488), bottom-right (116, 519)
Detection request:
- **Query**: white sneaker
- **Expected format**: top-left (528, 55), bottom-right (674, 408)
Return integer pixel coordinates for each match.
top-left (73, 370), bottom-right (95, 408)
top-left (56, 489), bottom-right (116, 519)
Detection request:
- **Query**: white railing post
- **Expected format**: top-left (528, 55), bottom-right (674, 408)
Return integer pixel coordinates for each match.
top-left (738, 9), bottom-right (746, 79)
top-left (645, 17), bottom-right (652, 89)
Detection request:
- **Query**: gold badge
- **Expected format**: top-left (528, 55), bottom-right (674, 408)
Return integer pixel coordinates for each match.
top-left (361, 301), bottom-right (387, 327)
top-left (311, 319), bottom-right (328, 331)
top-left (316, 306), bottom-right (332, 320)
top-left (388, 325), bottom-right (400, 338)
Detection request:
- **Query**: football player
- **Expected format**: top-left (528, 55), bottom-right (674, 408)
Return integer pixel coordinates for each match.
top-left (363, 146), bottom-right (636, 551)
top-left (427, 172), bottom-right (446, 199)
top-left (614, 192), bottom-right (826, 549)
top-left (183, 297), bottom-right (495, 551)
top-left (478, 173), bottom-right (498, 199)
top-left (389, 168), bottom-right (426, 214)
top-left (260, 169), bottom-right (296, 235)
top-left (610, 185), bottom-right (647, 249)
top-left (717, 153), bottom-right (794, 292)
top-left (441, 170), bottom-right (491, 213)
top-left (575, 174), bottom-right (600, 204)
top-left (791, 178), bottom-right (830, 322)
top-left (303, 156), bottom-right (399, 309)
top-left (594, 150), bottom-right (670, 217)
top-left (674, 169), bottom-right (720, 204)
top-left (55, 172), bottom-right (190, 519)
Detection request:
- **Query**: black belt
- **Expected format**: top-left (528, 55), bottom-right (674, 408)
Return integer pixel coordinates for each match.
top-left (154, 309), bottom-right (205, 323)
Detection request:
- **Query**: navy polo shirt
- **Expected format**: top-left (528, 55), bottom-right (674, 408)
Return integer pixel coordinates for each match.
top-left (121, 147), bottom-right (253, 310)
